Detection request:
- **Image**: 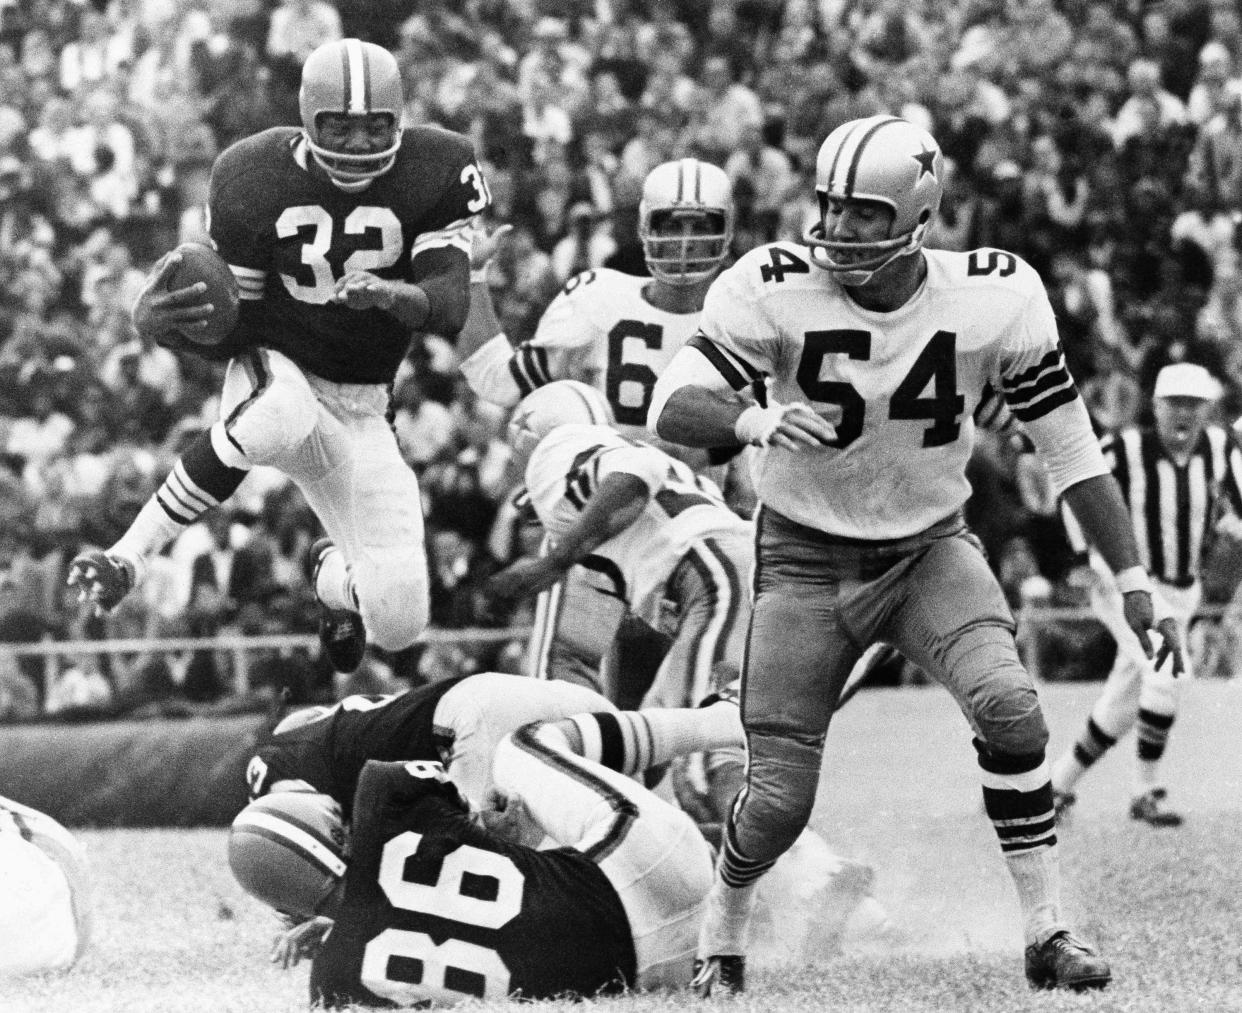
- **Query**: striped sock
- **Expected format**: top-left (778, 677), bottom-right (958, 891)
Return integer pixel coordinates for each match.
top-left (977, 743), bottom-right (1062, 946)
top-left (1052, 716), bottom-right (1116, 793)
top-left (561, 704), bottom-right (743, 777)
top-left (1135, 708), bottom-right (1174, 792)
top-left (112, 430), bottom-right (247, 564)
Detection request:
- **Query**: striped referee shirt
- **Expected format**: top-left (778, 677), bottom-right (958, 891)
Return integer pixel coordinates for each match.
top-left (1100, 425), bottom-right (1242, 587)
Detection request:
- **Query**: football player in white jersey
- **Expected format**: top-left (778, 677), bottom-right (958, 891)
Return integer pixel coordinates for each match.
top-left (649, 115), bottom-right (1183, 994)
top-left (0, 796), bottom-right (92, 977)
top-left (487, 380), bottom-right (890, 956)
top-left (459, 160), bottom-right (742, 694)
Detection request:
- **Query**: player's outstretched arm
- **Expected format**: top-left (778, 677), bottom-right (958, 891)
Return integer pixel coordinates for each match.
top-left (1062, 474), bottom-right (1184, 674)
top-left (486, 473), bottom-right (651, 600)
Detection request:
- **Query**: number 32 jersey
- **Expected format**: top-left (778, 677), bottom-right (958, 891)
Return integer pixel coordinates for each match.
top-left (690, 244), bottom-right (1098, 539)
top-left (209, 125), bottom-right (489, 386)
top-left (310, 761), bottom-right (635, 1008)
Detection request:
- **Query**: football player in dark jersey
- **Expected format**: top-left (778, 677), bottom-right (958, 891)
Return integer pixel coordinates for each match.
top-left (68, 38), bottom-right (491, 674)
top-left (246, 672), bottom-right (618, 815)
top-left (230, 703), bottom-right (747, 1006)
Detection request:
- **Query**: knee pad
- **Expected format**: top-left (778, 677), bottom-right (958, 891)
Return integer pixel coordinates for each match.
top-left (955, 631), bottom-right (1049, 756)
top-left (731, 731), bottom-right (821, 864)
top-left (354, 557), bottom-right (430, 651)
top-left (219, 356), bottom-right (319, 468)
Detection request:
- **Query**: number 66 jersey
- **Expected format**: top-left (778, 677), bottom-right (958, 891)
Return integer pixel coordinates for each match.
top-left (671, 243), bottom-right (1106, 539)
top-left (310, 760), bottom-right (635, 1008)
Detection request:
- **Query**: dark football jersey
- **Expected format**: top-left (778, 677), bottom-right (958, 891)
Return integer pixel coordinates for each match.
top-left (208, 125), bottom-right (488, 385)
top-left (246, 675), bottom-right (471, 819)
top-left (310, 761), bottom-right (636, 1008)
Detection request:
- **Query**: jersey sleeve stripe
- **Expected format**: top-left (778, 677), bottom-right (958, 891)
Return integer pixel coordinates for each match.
top-left (1008, 384), bottom-right (1078, 423)
top-left (509, 345), bottom-right (550, 397)
top-left (231, 265), bottom-right (266, 301)
top-left (1000, 347), bottom-right (1064, 391)
top-left (687, 334), bottom-right (760, 390)
top-left (410, 217), bottom-right (473, 258)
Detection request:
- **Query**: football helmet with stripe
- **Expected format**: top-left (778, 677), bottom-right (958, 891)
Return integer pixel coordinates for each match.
top-left (299, 39), bottom-right (404, 191)
top-left (228, 791), bottom-right (348, 920)
top-left (803, 115), bottom-right (943, 285)
top-left (508, 380), bottom-right (613, 466)
top-left (639, 159), bottom-right (734, 287)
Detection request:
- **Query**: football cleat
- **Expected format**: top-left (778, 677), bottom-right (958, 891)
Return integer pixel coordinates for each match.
top-left (689, 955), bottom-right (745, 998)
top-left (1024, 930), bottom-right (1111, 991)
top-left (310, 538), bottom-right (366, 674)
top-left (67, 549), bottom-right (137, 615)
top-left (1051, 788), bottom-right (1076, 824)
top-left (1129, 787), bottom-right (1183, 827)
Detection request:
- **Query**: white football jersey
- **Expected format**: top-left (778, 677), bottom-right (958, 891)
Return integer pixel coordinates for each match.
top-left (693, 244), bottom-right (1092, 539)
top-left (524, 424), bottom-right (750, 621)
top-left (460, 268), bottom-right (709, 465)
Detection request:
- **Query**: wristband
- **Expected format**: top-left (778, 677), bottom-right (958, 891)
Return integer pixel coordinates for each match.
top-left (1115, 565), bottom-right (1152, 595)
top-left (733, 405), bottom-right (769, 446)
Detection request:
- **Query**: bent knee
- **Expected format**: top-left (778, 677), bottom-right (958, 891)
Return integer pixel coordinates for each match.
top-left (356, 567), bottom-right (430, 651)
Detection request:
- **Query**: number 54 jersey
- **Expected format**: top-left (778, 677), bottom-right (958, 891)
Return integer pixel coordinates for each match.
top-left (310, 761), bottom-right (635, 1008)
top-left (690, 244), bottom-right (1096, 539)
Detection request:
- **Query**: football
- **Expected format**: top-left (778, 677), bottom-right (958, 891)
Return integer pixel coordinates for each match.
top-left (165, 242), bottom-right (240, 346)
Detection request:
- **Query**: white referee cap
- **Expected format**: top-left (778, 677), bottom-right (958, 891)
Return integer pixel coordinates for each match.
top-left (1153, 363), bottom-right (1221, 401)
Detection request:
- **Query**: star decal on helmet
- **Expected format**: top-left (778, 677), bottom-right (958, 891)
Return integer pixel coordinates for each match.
top-left (912, 147), bottom-right (938, 180)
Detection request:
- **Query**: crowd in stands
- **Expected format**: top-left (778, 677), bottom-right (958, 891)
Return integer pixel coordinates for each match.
top-left (2, 0), bottom-right (1241, 721)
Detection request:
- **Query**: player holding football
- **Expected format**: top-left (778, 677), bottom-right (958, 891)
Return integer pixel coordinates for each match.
top-left (648, 115), bottom-right (1183, 993)
top-left (68, 39), bottom-right (489, 672)
top-left (460, 159), bottom-right (742, 691)
top-left (229, 704), bottom-right (747, 1006)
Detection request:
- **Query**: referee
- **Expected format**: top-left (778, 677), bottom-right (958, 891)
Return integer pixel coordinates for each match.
top-left (1053, 363), bottom-right (1242, 826)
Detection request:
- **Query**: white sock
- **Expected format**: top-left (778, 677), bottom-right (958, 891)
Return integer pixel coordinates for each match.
top-left (698, 876), bottom-right (759, 957)
top-left (110, 499), bottom-right (183, 576)
top-left (1005, 845), bottom-right (1063, 947)
top-left (1050, 750), bottom-right (1086, 794)
top-left (314, 547), bottom-right (355, 611)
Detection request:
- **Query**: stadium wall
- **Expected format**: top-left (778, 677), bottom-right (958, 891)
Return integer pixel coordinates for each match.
top-left (0, 713), bottom-right (263, 827)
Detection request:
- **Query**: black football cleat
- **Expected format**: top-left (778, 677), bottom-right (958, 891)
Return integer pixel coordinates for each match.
top-left (67, 549), bottom-right (136, 614)
top-left (1025, 931), bottom-right (1111, 991)
top-left (1129, 788), bottom-right (1183, 827)
top-left (689, 955), bottom-right (745, 998)
top-left (310, 538), bottom-right (366, 674)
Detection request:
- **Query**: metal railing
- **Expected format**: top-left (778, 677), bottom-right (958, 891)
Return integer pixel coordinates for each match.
top-left (0, 605), bottom-right (1231, 701)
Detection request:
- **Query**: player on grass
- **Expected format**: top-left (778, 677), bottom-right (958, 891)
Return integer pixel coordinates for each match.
top-left (459, 159), bottom-right (743, 693)
top-left (229, 703), bottom-right (744, 1006)
top-left (649, 114), bottom-right (1183, 994)
top-left (1053, 363), bottom-right (1242, 826)
top-left (67, 39), bottom-right (488, 675)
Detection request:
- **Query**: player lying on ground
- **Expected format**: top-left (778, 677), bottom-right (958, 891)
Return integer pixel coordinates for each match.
top-left (230, 702), bottom-right (744, 1006)
top-left (0, 795), bottom-right (92, 977)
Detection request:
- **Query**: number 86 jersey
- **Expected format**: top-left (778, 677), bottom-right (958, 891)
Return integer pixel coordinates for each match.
top-left (310, 761), bottom-right (635, 1008)
top-left (686, 243), bottom-right (1095, 539)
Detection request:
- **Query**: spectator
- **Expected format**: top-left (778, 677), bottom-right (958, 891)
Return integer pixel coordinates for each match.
top-left (1113, 58), bottom-right (1190, 146)
top-left (550, 202), bottom-right (616, 282)
top-left (688, 56), bottom-right (764, 164)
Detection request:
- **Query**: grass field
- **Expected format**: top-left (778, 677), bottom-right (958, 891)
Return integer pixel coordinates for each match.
top-left (5, 679), bottom-right (1240, 1013)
